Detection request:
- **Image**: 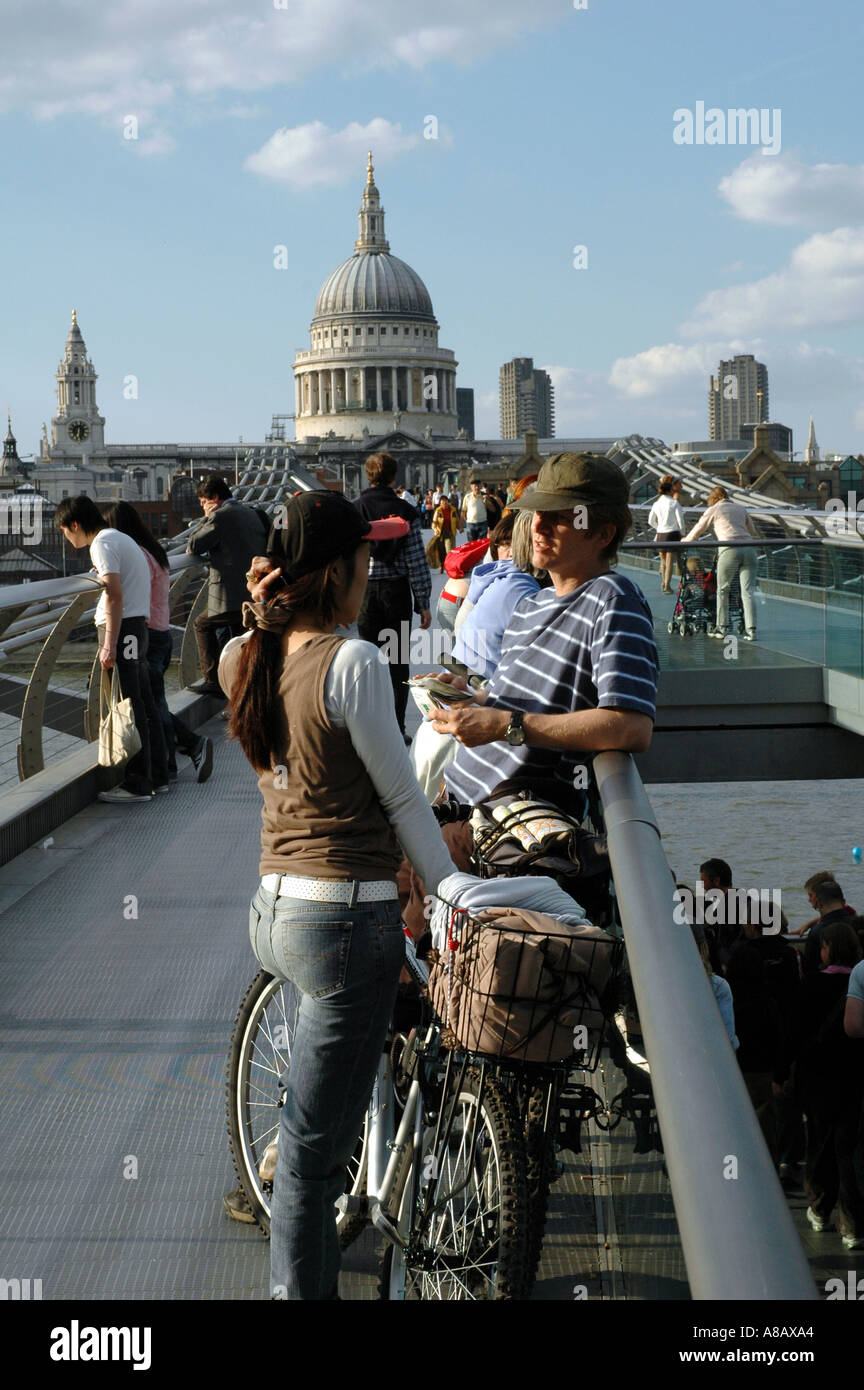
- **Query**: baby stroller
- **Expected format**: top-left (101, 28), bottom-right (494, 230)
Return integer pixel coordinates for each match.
top-left (668, 560), bottom-right (715, 636)
top-left (667, 554), bottom-right (745, 637)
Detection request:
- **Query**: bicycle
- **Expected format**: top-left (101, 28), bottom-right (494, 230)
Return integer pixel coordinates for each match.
top-left (225, 796), bottom-right (657, 1297)
top-left (226, 910), bottom-right (638, 1298)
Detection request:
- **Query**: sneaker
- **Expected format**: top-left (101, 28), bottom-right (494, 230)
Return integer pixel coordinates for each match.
top-left (258, 1141), bottom-right (278, 1184)
top-left (222, 1187), bottom-right (257, 1224)
top-left (842, 1233), bottom-right (864, 1250)
top-left (98, 787), bottom-right (153, 804)
top-left (806, 1206), bottom-right (831, 1233)
top-left (742, 631), bottom-right (756, 642)
top-left (707, 628), bottom-right (725, 639)
top-left (190, 735), bottom-right (214, 783)
top-left (153, 782), bottom-right (171, 795)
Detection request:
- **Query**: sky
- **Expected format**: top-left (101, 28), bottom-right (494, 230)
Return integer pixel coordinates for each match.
top-left (2, 0), bottom-right (864, 459)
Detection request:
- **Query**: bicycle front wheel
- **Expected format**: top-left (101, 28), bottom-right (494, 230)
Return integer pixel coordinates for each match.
top-left (383, 1065), bottom-right (529, 1300)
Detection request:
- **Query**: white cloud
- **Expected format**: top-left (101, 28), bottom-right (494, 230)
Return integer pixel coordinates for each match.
top-left (719, 153), bottom-right (864, 227)
top-left (608, 341), bottom-right (754, 399)
top-left (0, 0), bottom-right (564, 139)
top-left (245, 119), bottom-right (419, 189)
top-left (681, 226), bottom-right (864, 337)
top-left (135, 129), bottom-right (177, 158)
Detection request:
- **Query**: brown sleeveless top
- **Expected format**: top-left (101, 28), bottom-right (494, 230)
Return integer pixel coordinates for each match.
top-left (223, 632), bottom-right (402, 880)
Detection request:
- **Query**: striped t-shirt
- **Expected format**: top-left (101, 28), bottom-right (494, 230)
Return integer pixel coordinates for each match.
top-left (444, 570), bottom-right (659, 807)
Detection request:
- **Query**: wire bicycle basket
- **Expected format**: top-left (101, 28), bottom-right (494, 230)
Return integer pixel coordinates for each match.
top-left (427, 901), bottom-right (623, 1070)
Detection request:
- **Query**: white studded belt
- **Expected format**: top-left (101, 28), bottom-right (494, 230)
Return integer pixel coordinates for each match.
top-left (260, 874), bottom-right (398, 905)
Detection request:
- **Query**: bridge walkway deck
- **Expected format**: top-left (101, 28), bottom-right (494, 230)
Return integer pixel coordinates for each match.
top-left (0, 723), bottom-right (850, 1299)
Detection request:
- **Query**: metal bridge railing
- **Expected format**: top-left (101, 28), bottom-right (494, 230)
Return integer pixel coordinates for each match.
top-left (594, 751), bottom-right (816, 1301)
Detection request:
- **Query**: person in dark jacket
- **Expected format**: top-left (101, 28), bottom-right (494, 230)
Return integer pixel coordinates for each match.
top-left (354, 452), bottom-right (431, 738)
top-left (186, 475), bottom-right (269, 695)
top-left (796, 920), bottom-right (864, 1248)
top-left (727, 919), bottom-right (802, 1182)
top-left (801, 879), bottom-right (856, 976)
top-left (725, 944), bottom-right (786, 1165)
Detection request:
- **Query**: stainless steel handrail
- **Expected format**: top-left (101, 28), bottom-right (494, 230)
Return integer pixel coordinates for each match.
top-left (594, 751), bottom-right (816, 1301)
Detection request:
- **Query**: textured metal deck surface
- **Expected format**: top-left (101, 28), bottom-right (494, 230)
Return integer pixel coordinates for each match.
top-left (0, 714), bottom-right (850, 1302)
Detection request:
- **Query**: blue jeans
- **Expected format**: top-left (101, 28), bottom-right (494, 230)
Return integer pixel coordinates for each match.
top-left (466, 522), bottom-right (487, 543)
top-left (248, 884), bottom-right (405, 1300)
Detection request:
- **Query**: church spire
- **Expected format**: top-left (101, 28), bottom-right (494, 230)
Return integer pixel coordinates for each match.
top-left (354, 150), bottom-right (390, 254)
top-left (2, 410), bottom-right (22, 477)
top-left (805, 412), bottom-right (819, 463)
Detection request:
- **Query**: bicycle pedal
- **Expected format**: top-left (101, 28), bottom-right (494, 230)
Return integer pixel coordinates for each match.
top-left (335, 1194), bottom-right (367, 1217)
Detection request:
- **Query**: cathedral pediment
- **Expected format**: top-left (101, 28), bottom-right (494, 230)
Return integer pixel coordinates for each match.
top-left (368, 430), bottom-right (431, 451)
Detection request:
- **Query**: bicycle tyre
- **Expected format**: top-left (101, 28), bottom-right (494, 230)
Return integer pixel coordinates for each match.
top-left (381, 1065), bottom-right (529, 1300)
top-left (523, 1076), bottom-right (561, 1290)
top-left (225, 969), bottom-right (368, 1247)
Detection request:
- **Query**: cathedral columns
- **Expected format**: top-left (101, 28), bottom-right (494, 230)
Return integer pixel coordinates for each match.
top-left (391, 366), bottom-right (398, 412)
top-left (375, 367), bottom-right (382, 413)
top-left (330, 368), bottom-right (337, 414)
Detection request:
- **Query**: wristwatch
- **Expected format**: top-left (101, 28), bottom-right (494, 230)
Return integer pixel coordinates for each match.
top-left (504, 710), bottom-right (525, 746)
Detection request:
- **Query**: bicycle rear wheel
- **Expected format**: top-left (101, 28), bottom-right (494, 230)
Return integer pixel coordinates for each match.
top-left (382, 1064), bottom-right (529, 1300)
top-left (225, 969), bottom-right (368, 1244)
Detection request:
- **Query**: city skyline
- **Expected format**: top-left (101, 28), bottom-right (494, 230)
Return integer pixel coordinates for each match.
top-left (2, 0), bottom-right (864, 459)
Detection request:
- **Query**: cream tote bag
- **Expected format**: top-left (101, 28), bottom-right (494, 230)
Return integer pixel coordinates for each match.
top-left (98, 668), bottom-right (142, 767)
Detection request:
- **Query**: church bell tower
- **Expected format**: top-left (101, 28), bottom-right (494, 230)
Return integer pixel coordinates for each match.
top-left (49, 310), bottom-right (106, 460)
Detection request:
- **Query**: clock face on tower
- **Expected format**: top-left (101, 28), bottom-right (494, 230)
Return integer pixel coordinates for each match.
top-left (68, 421), bottom-right (90, 442)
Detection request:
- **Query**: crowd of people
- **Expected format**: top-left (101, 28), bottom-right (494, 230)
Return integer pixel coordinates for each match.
top-left (675, 855), bottom-right (864, 1250)
top-left (54, 448), bottom-right (863, 1296)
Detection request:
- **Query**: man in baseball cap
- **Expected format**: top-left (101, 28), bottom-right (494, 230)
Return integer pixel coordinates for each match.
top-left (510, 452), bottom-right (630, 514)
top-left (428, 453), bottom-right (659, 811)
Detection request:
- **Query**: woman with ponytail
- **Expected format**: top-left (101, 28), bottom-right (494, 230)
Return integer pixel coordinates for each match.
top-left (218, 492), bottom-right (460, 1301)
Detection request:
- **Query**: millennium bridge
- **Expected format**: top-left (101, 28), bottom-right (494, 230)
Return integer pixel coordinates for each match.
top-left (0, 440), bottom-right (861, 1300)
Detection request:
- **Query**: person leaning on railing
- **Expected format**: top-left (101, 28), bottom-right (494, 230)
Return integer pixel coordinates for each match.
top-left (56, 494), bottom-right (170, 803)
top-left (428, 454), bottom-right (659, 815)
top-left (682, 486), bottom-right (759, 641)
top-left (103, 502), bottom-right (213, 786)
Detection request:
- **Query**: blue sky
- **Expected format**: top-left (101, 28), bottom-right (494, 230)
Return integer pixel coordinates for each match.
top-left (2, 0), bottom-right (864, 458)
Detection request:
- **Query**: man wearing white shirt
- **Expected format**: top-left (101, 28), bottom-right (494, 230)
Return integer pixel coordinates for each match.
top-left (56, 495), bottom-right (169, 802)
top-left (461, 479), bottom-right (488, 542)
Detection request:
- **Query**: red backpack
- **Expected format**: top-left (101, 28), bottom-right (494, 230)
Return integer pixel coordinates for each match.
top-left (444, 538), bottom-right (490, 579)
